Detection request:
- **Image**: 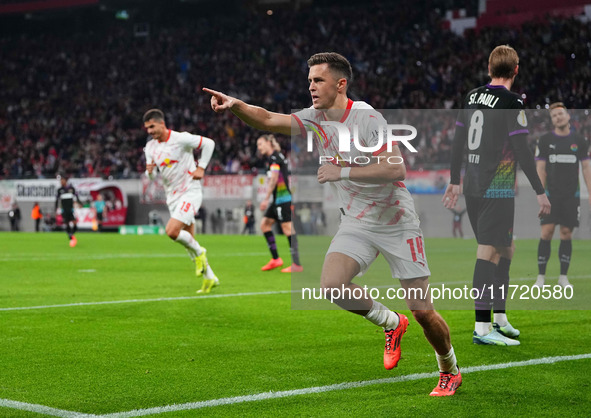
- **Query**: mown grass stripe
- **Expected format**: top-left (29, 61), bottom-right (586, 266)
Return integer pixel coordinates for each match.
top-left (100, 353), bottom-right (591, 417)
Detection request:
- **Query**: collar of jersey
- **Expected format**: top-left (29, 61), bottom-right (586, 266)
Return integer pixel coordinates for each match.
top-left (320, 98), bottom-right (354, 123)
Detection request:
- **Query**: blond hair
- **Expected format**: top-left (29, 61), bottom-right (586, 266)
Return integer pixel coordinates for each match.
top-left (261, 134), bottom-right (281, 151)
top-left (489, 45), bottom-right (519, 79)
top-left (549, 102), bottom-right (566, 111)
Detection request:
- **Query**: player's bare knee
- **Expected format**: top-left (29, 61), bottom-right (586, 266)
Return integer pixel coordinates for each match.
top-left (260, 218), bottom-right (273, 232)
top-left (320, 274), bottom-right (352, 294)
top-left (559, 226), bottom-right (573, 240)
top-left (320, 277), bottom-right (338, 292)
top-left (541, 224), bottom-right (555, 240)
top-left (498, 247), bottom-right (513, 260)
top-left (166, 225), bottom-right (180, 240)
top-left (281, 222), bottom-right (292, 235)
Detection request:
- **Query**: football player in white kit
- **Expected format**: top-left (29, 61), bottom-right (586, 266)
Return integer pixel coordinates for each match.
top-left (204, 53), bottom-right (461, 396)
top-left (143, 109), bottom-right (219, 294)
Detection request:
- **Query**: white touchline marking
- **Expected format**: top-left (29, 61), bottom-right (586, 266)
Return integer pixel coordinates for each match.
top-left (0, 356), bottom-right (589, 417)
top-left (95, 353), bottom-right (590, 417)
top-left (1, 274), bottom-right (590, 312)
top-left (78, 269), bottom-right (97, 273)
top-left (0, 398), bottom-right (98, 417)
top-left (0, 290), bottom-right (296, 312)
top-left (0, 252), bottom-right (269, 262)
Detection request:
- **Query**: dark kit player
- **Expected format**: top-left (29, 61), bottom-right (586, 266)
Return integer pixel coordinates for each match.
top-left (443, 45), bottom-right (551, 346)
top-left (534, 103), bottom-right (591, 289)
top-left (257, 134), bottom-right (302, 273)
top-left (55, 175), bottom-right (82, 247)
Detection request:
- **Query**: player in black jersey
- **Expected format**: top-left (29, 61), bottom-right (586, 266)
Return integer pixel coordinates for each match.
top-left (55, 175), bottom-right (81, 247)
top-left (257, 134), bottom-right (302, 273)
top-left (443, 45), bottom-right (551, 346)
top-left (534, 103), bottom-right (591, 289)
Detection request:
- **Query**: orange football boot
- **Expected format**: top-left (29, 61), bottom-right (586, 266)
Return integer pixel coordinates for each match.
top-left (383, 313), bottom-right (408, 370)
top-left (430, 368), bottom-right (462, 396)
top-left (261, 257), bottom-right (283, 271)
top-left (281, 264), bottom-right (303, 273)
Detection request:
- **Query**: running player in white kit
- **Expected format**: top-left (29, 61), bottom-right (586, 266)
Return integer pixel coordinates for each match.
top-left (144, 108), bottom-right (219, 294)
top-left (204, 52), bottom-right (461, 396)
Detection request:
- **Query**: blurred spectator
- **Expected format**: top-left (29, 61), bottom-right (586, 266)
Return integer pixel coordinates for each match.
top-left (1, 4), bottom-right (590, 179)
top-left (449, 205), bottom-right (467, 238)
top-left (9, 202), bottom-right (21, 231)
top-left (299, 203), bottom-right (312, 235)
top-left (243, 200), bottom-right (255, 235)
top-left (149, 210), bottom-right (164, 226)
top-left (92, 193), bottom-right (106, 231)
top-left (196, 206), bottom-right (207, 234)
top-left (210, 208), bottom-right (224, 234)
top-left (31, 201), bottom-right (43, 232)
top-left (311, 203), bottom-right (327, 235)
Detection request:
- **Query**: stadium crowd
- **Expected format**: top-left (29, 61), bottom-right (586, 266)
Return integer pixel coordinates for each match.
top-left (1, 1), bottom-right (591, 179)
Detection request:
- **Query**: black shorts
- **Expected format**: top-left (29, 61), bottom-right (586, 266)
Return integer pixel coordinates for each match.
top-left (465, 196), bottom-right (514, 247)
top-left (264, 202), bottom-right (292, 223)
top-left (63, 210), bottom-right (76, 223)
top-left (541, 195), bottom-right (580, 228)
top-left (96, 212), bottom-right (104, 222)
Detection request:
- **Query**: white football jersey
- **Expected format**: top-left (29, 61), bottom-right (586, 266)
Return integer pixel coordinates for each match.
top-left (292, 100), bottom-right (420, 228)
top-left (144, 130), bottom-right (205, 203)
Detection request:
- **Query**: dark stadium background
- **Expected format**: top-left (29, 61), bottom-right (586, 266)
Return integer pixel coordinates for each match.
top-left (1, 0), bottom-right (590, 180)
top-left (1, 2), bottom-right (591, 417)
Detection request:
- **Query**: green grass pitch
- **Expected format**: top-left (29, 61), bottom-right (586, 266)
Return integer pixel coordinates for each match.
top-left (0, 232), bottom-right (590, 417)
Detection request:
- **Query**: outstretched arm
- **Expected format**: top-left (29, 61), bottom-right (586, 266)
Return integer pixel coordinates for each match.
top-left (203, 88), bottom-right (293, 136)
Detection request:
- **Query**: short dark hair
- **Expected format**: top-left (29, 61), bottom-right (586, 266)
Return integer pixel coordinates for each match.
top-left (307, 52), bottom-right (353, 83)
top-left (143, 108), bottom-right (165, 123)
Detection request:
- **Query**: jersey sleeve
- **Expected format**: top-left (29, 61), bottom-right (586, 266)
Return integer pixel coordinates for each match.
top-left (196, 136), bottom-right (215, 169)
top-left (450, 108), bottom-right (468, 185)
top-left (577, 135), bottom-right (590, 161)
top-left (509, 108), bottom-right (545, 195)
top-left (535, 135), bottom-right (548, 161)
top-left (144, 141), bottom-right (157, 178)
top-left (506, 98), bottom-right (529, 138)
top-left (291, 108), bottom-right (315, 138)
top-left (269, 154), bottom-right (281, 173)
top-left (177, 132), bottom-right (205, 150)
top-left (144, 141), bottom-right (153, 163)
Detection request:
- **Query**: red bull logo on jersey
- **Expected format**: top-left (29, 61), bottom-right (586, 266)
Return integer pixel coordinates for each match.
top-left (160, 158), bottom-right (179, 168)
